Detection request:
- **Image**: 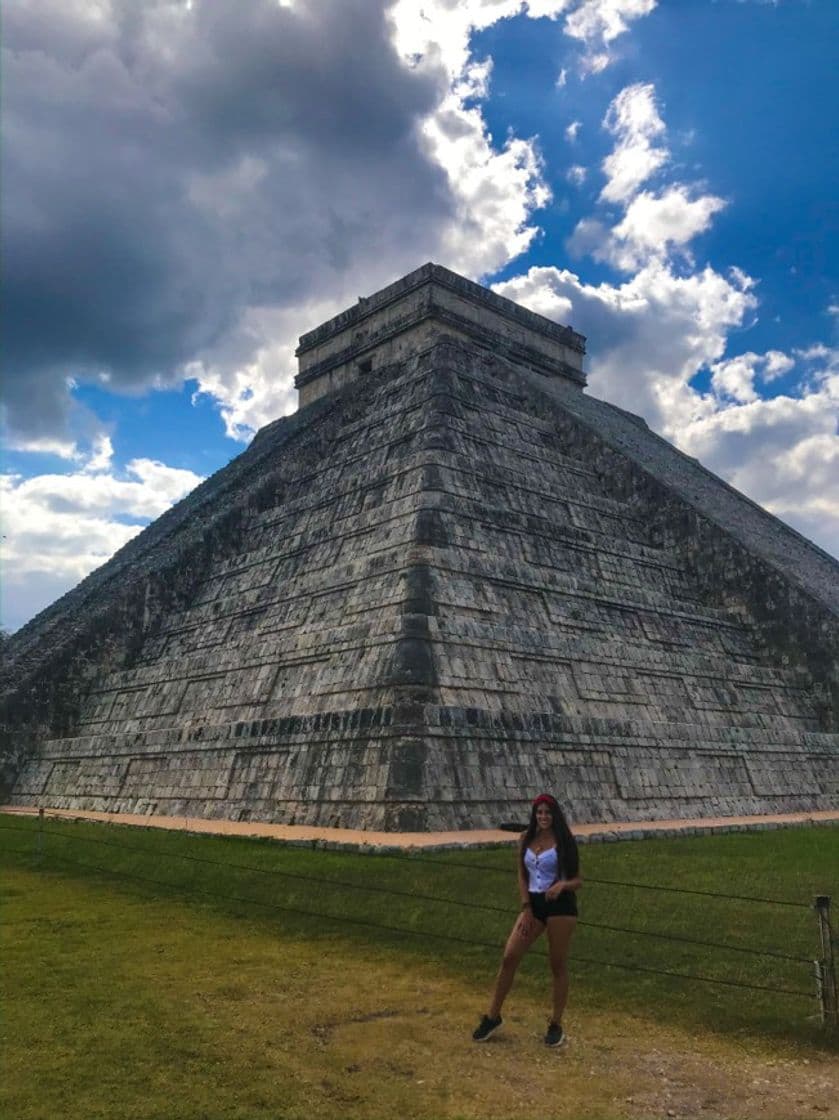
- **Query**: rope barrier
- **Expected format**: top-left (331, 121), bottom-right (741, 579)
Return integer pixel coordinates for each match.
top-left (18, 846), bottom-right (815, 1000)
top-left (577, 918), bottom-right (812, 965)
top-left (0, 816), bottom-right (815, 908)
top-left (398, 846), bottom-right (819, 909)
top-left (12, 821), bottom-right (814, 966)
top-left (0, 817), bottom-right (818, 984)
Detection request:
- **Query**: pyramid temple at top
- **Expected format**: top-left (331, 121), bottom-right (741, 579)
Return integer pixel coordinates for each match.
top-left (3, 264), bottom-right (838, 831)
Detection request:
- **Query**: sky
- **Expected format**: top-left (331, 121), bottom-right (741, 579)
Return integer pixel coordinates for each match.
top-left (3, 0), bottom-right (837, 633)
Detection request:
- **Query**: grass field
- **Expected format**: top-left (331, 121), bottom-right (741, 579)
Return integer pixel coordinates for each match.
top-left (2, 815), bottom-right (837, 1120)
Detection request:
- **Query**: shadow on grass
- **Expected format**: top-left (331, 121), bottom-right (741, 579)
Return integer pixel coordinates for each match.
top-left (2, 814), bottom-right (837, 1054)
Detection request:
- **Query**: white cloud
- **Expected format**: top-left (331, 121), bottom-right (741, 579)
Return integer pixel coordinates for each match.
top-left (416, 60), bottom-right (552, 278)
top-left (710, 352), bottom-right (763, 403)
top-left (492, 51), bottom-right (839, 563)
top-left (496, 263), bottom-right (839, 558)
top-left (6, 0), bottom-right (459, 449)
top-left (556, 67), bottom-right (568, 87)
top-left (553, 0), bottom-right (658, 72)
top-left (710, 348), bottom-right (806, 404)
top-left (7, 0), bottom-right (663, 460)
top-left (600, 82), bottom-right (668, 203)
top-left (180, 1), bottom-right (565, 441)
top-left (6, 460), bottom-right (201, 521)
top-left (387, 0), bottom-right (659, 285)
top-left (678, 350), bottom-right (839, 556)
top-left (566, 216), bottom-right (609, 257)
top-left (416, 6), bottom-right (839, 565)
top-left (495, 262), bottom-right (757, 428)
top-left (2, 458), bottom-right (203, 631)
top-left (186, 31), bottom-right (552, 440)
top-left (569, 186), bottom-right (727, 272)
top-left (583, 53), bottom-right (611, 74)
top-left (566, 120), bottom-right (582, 142)
top-left (614, 186), bottom-right (725, 249)
top-left (388, 9), bottom-right (558, 279)
top-left (565, 81), bottom-right (729, 280)
top-left (763, 349), bottom-right (795, 380)
top-left (566, 164), bottom-right (587, 186)
top-left (563, 0), bottom-right (658, 49)
top-left (389, 1), bottom-right (525, 88)
top-left (82, 433), bottom-right (114, 474)
top-left (2, 434), bottom-right (80, 460)
top-left (187, 300), bottom-right (337, 440)
top-left (603, 186), bottom-right (726, 269)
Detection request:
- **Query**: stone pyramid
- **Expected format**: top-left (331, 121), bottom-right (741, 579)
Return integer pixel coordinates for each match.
top-left (4, 264), bottom-right (838, 830)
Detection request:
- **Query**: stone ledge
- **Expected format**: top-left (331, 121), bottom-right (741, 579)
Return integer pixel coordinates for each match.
top-left (296, 263), bottom-right (586, 355)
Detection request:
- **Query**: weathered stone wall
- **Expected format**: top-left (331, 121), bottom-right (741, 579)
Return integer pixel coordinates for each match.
top-left (296, 262), bottom-right (585, 405)
top-left (7, 333), bottom-right (838, 829)
top-left (1, 395), bottom-right (337, 794)
top-left (519, 364), bottom-right (839, 730)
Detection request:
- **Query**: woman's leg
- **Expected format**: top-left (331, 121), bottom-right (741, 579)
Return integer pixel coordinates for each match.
top-left (545, 916), bottom-right (577, 1024)
top-left (487, 910), bottom-right (545, 1018)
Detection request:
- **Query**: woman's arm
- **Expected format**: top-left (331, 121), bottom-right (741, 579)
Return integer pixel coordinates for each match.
top-left (545, 875), bottom-right (583, 900)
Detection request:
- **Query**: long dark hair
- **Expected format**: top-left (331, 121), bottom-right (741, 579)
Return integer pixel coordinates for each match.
top-left (520, 796), bottom-right (579, 880)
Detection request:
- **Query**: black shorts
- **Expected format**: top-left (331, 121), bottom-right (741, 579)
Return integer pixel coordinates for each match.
top-left (528, 890), bottom-right (578, 922)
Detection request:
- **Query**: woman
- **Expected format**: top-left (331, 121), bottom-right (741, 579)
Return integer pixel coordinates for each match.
top-left (472, 794), bottom-right (581, 1046)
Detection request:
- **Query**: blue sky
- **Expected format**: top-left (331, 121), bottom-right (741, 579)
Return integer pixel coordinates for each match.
top-left (3, 0), bottom-right (837, 631)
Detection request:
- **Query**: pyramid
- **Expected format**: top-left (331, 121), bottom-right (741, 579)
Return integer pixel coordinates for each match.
top-left (4, 264), bottom-right (838, 830)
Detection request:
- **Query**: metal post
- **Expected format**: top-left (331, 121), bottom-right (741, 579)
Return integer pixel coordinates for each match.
top-left (813, 960), bottom-right (825, 1023)
top-left (814, 896), bottom-right (838, 1029)
top-left (810, 958), bottom-right (824, 1021)
top-left (36, 807), bottom-right (44, 865)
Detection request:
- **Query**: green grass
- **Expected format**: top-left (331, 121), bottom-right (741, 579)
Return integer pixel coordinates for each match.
top-left (2, 815), bottom-right (836, 1037)
top-left (1, 815), bottom-right (837, 1119)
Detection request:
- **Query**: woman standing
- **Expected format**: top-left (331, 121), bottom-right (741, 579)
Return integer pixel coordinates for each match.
top-left (472, 794), bottom-right (581, 1046)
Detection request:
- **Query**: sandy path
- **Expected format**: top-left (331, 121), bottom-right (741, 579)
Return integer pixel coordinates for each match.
top-left (3, 804), bottom-right (838, 848)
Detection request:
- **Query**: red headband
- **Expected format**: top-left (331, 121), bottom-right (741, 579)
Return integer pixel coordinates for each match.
top-left (532, 794), bottom-right (558, 809)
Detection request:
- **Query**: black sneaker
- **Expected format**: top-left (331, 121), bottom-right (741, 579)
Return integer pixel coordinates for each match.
top-left (472, 1014), bottom-right (502, 1042)
top-left (545, 1021), bottom-right (566, 1047)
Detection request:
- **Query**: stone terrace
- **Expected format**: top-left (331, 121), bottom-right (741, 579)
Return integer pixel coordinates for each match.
top-left (6, 329), bottom-right (838, 830)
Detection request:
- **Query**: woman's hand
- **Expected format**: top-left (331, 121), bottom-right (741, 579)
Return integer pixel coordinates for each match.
top-left (545, 880), bottom-right (566, 901)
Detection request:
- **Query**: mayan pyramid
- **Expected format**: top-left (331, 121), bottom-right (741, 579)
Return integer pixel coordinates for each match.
top-left (3, 264), bottom-right (838, 830)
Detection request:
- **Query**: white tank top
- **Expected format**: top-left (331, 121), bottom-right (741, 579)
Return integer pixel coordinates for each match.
top-left (524, 846), bottom-right (560, 892)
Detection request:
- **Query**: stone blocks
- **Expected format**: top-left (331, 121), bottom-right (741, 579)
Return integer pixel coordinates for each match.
top-left (4, 272), bottom-right (839, 830)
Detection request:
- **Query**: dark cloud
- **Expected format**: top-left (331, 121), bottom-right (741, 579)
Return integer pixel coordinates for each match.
top-left (2, 0), bottom-right (452, 442)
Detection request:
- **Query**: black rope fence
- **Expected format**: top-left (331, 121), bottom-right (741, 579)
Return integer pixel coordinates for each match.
top-left (0, 821), bottom-right (816, 966)
top-left (8, 843), bottom-right (816, 999)
top-left (390, 851), bottom-right (814, 909)
top-left (0, 815), bottom-right (824, 1006)
top-left (0, 818), bottom-right (815, 907)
